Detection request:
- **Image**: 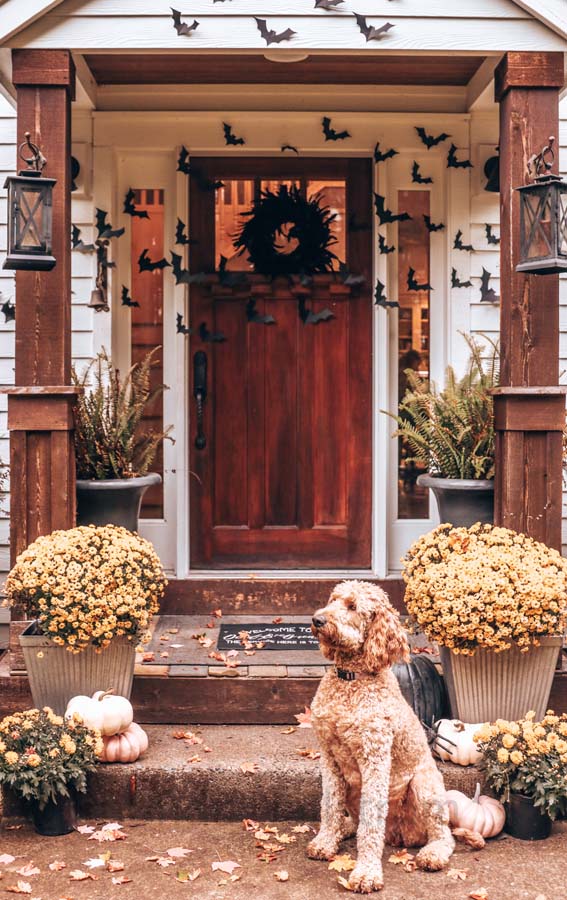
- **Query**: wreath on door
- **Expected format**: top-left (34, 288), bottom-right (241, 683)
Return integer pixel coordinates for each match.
top-left (234, 184), bottom-right (338, 277)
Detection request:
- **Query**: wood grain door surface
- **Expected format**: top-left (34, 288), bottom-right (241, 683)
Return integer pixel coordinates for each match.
top-left (189, 158), bottom-right (372, 568)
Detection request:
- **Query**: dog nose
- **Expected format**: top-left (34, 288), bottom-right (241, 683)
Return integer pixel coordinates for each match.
top-left (312, 614), bottom-right (327, 629)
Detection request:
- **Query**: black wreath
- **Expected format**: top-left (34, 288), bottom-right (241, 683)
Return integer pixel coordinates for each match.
top-left (234, 184), bottom-right (338, 277)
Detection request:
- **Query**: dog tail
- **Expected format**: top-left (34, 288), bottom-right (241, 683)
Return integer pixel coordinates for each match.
top-left (452, 827), bottom-right (485, 850)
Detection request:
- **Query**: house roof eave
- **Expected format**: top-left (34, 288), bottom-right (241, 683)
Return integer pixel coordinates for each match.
top-left (0, 0), bottom-right (66, 47)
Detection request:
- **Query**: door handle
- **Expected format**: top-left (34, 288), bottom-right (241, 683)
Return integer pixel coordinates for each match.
top-left (193, 350), bottom-right (208, 450)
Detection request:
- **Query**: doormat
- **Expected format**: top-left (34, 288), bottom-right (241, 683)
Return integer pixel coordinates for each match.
top-left (217, 622), bottom-right (320, 652)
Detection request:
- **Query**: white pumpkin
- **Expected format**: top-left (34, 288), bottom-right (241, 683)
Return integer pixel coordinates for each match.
top-left (65, 694), bottom-right (105, 732)
top-left (98, 723), bottom-right (149, 764)
top-left (433, 719), bottom-right (484, 766)
top-left (447, 784), bottom-right (505, 838)
top-left (65, 690), bottom-right (133, 736)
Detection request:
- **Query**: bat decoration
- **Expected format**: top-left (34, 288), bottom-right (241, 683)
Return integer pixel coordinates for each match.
top-left (254, 16), bottom-right (296, 45)
top-left (322, 116), bottom-right (351, 142)
top-left (123, 188), bottom-right (149, 220)
top-left (338, 261), bottom-right (365, 287)
top-left (1, 297), bottom-right (15, 323)
top-left (171, 252), bottom-right (207, 285)
top-left (315, 0), bottom-right (344, 8)
top-left (199, 321), bottom-right (227, 343)
top-left (298, 296), bottom-right (335, 325)
top-left (138, 248), bottom-right (171, 273)
top-left (176, 313), bottom-right (192, 335)
top-left (177, 145), bottom-right (191, 174)
top-left (71, 224), bottom-right (96, 253)
top-left (407, 267), bottom-right (433, 292)
top-left (374, 193), bottom-right (411, 225)
top-left (485, 224), bottom-right (500, 246)
top-left (95, 208), bottom-right (125, 240)
top-left (423, 215), bottom-right (444, 233)
top-left (281, 144), bottom-right (299, 154)
top-left (348, 213), bottom-right (371, 233)
top-left (177, 148), bottom-right (224, 191)
top-left (415, 127), bottom-right (450, 150)
top-left (412, 162), bottom-right (433, 185)
top-left (453, 229), bottom-right (474, 252)
top-left (378, 233), bottom-right (395, 255)
top-left (451, 268), bottom-right (472, 289)
top-left (175, 218), bottom-right (196, 246)
top-left (171, 8), bottom-right (199, 36)
top-left (480, 267), bottom-right (499, 304)
top-left (374, 141), bottom-right (398, 164)
top-left (353, 14), bottom-right (395, 42)
top-left (447, 144), bottom-right (473, 170)
top-left (121, 286), bottom-right (140, 308)
top-left (374, 279), bottom-right (399, 309)
top-left (246, 298), bottom-right (276, 325)
top-left (218, 254), bottom-right (248, 287)
top-left (223, 122), bottom-right (245, 147)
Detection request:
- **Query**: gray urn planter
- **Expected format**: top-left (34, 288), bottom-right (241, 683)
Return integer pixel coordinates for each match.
top-left (76, 472), bottom-right (161, 532)
top-left (417, 474), bottom-right (494, 527)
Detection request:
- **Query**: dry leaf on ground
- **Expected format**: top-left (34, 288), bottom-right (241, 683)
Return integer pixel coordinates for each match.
top-left (275, 833), bottom-right (296, 844)
top-left (0, 856), bottom-right (15, 866)
top-left (107, 860), bottom-right (125, 873)
top-left (470, 890), bottom-right (489, 900)
top-left (388, 849), bottom-right (415, 866)
top-left (447, 868), bottom-right (468, 881)
top-left (167, 848), bottom-right (192, 859)
top-left (212, 609), bottom-right (222, 618)
top-left (69, 870), bottom-right (96, 881)
top-left (329, 854), bottom-right (356, 873)
top-left (76, 825), bottom-right (95, 835)
top-left (142, 652), bottom-right (155, 662)
top-left (242, 819), bottom-right (260, 832)
top-left (292, 824), bottom-right (312, 833)
top-left (296, 748), bottom-right (320, 760)
top-left (14, 865), bottom-right (39, 878)
top-left (281, 726), bottom-right (296, 735)
top-left (112, 875), bottom-right (132, 885)
top-left (211, 860), bottom-right (241, 876)
top-left (4, 883), bottom-right (32, 895)
top-left (83, 858), bottom-right (106, 870)
top-left (273, 617), bottom-right (283, 624)
top-left (294, 708), bottom-right (312, 728)
top-left (188, 755), bottom-right (202, 764)
top-left (240, 762), bottom-right (260, 774)
top-left (48, 861), bottom-right (66, 872)
top-left (337, 875), bottom-right (354, 891)
top-left (275, 870), bottom-right (289, 881)
top-left (178, 869), bottom-right (201, 882)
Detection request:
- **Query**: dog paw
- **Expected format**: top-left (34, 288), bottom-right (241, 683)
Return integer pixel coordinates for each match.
top-left (306, 837), bottom-right (339, 861)
top-left (415, 840), bottom-right (452, 872)
top-left (347, 866), bottom-right (384, 893)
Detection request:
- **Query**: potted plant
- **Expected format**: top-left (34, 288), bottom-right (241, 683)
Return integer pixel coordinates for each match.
top-left (73, 347), bottom-right (173, 531)
top-left (474, 711), bottom-right (567, 840)
top-left (388, 335), bottom-right (497, 527)
top-left (4, 524), bottom-right (166, 713)
top-left (403, 523), bottom-right (567, 722)
top-left (0, 707), bottom-right (102, 835)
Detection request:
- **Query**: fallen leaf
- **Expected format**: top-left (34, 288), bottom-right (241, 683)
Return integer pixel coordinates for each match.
top-left (295, 707), bottom-right (312, 728)
top-left (469, 891), bottom-right (489, 900)
top-left (83, 858), bottom-right (106, 870)
top-left (160, 652), bottom-right (169, 658)
top-left (281, 726), bottom-right (296, 735)
top-left (217, 873), bottom-right (242, 884)
top-left (152, 858), bottom-right (176, 868)
top-left (0, 857), bottom-right (15, 866)
top-left (447, 868), bottom-right (468, 881)
top-left (188, 755), bottom-right (202, 764)
top-left (168, 627), bottom-right (179, 634)
top-left (4, 884), bottom-right (32, 895)
top-left (111, 876), bottom-right (132, 885)
top-left (206, 621), bottom-right (215, 629)
top-left (186, 869), bottom-right (201, 882)
top-left (159, 634), bottom-right (170, 642)
top-left (275, 870), bottom-right (289, 881)
top-left (107, 861), bottom-right (125, 873)
top-left (142, 652), bottom-right (155, 662)
top-left (296, 748), bottom-right (320, 760)
top-left (292, 824), bottom-right (312, 833)
top-left (211, 609), bottom-right (222, 618)
top-left (257, 852), bottom-right (278, 863)
top-left (88, 824), bottom-right (126, 843)
top-left (69, 870), bottom-right (96, 881)
top-left (275, 833), bottom-right (295, 844)
top-left (167, 848), bottom-right (192, 859)
top-left (388, 849), bottom-right (415, 867)
top-left (257, 843), bottom-right (285, 854)
top-left (337, 875), bottom-right (354, 891)
top-left (329, 854), bottom-right (356, 873)
top-left (76, 825), bottom-right (95, 835)
top-left (211, 860), bottom-right (241, 876)
top-left (240, 762), bottom-right (260, 774)
top-left (244, 650), bottom-right (256, 656)
top-left (273, 617), bottom-right (283, 624)
top-left (254, 830), bottom-right (272, 842)
top-left (48, 862), bottom-right (66, 872)
top-left (242, 819), bottom-right (260, 832)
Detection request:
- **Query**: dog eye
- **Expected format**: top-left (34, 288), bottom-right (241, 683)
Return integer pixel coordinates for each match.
top-left (346, 601), bottom-right (356, 611)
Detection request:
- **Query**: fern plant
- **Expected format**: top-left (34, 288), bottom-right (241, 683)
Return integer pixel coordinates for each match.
top-left (72, 348), bottom-right (173, 480)
top-left (386, 335), bottom-right (499, 480)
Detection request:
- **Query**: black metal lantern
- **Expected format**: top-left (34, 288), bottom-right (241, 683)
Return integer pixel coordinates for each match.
top-left (3, 133), bottom-right (56, 271)
top-left (516, 136), bottom-right (567, 275)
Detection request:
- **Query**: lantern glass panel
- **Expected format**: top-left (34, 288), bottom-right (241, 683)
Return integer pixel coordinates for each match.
top-left (12, 180), bottom-right (52, 255)
top-left (522, 184), bottom-right (554, 261)
top-left (560, 190), bottom-right (567, 258)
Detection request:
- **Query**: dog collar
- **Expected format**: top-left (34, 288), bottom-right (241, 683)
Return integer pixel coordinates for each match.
top-left (335, 667), bottom-right (359, 681)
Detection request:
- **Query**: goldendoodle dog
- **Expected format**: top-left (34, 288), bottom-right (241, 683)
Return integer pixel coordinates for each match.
top-left (308, 580), bottom-right (455, 893)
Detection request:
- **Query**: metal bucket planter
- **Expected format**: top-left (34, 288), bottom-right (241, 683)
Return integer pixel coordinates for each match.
top-left (439, 636), bottom-right (563, 722)
top-left (416, 474), bottom-right (494, 527)
top-left (76, 473), bottom-right (161, 532)
top-left (19, 622), bottom-right (135, 716)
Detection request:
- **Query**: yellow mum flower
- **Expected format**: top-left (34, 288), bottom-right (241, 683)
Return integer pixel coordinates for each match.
top-left (509, 750), bottom-right (524, 765)
top-left (497, 748), bottom-right (510, 764)
top-left (502, 734), bottom-right (516, 749)
top-left (26, 753), bottom-right (41, 767)
top-left (4, 751), bottom-right (18, 765)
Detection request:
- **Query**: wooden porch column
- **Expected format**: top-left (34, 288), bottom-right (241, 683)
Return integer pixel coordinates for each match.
top-left (494, 52), bottom-right (565, 550)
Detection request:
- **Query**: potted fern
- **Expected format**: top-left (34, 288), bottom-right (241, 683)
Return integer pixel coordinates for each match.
top-left (73, 348), bottom-right (173, 531)
top-left (387, 336), bottom-right (497, 527)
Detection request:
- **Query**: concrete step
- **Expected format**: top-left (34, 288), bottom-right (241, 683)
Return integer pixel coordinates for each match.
top-left (1, 725), bottom-right (486, 824)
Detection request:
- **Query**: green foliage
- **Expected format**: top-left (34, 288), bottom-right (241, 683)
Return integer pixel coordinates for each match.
top-left (386, 334), bottom-right (498, 480)
top-left (73, 348), bottom-right (173, 480)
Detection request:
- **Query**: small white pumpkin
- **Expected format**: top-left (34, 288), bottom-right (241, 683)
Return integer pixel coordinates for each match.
top-left (447, 783), bottom-right (505, 838)
top-left (65, 690), bottom-right (133, 736)
top-left (433, 719), bottom-right (484, 766)
top-left (65, 694), bottom-right (105, 732)
top-left (98, 723), bottom-right (149, 764)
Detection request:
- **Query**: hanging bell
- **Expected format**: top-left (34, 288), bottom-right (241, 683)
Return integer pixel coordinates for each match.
top-left (88, 288), bottom-right (109, 312)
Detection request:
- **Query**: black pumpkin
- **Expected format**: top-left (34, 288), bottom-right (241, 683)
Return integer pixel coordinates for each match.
top-left (392, 655), bottom-right (449, 725)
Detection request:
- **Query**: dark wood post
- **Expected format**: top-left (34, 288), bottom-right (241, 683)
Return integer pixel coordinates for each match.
top-left (7, 51), bottom-right (77, 668)
top-left (494, 52), bottom-right (565, 550)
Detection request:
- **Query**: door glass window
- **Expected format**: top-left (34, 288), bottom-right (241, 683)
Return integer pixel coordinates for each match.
top-left (308, 180), bottom-right (346, 268)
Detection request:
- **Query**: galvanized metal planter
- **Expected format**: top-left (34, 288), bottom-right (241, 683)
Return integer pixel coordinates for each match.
top-left (439, 635), bottom-right (563, 722)
top-left (19, 622), bottom-right (135, 716)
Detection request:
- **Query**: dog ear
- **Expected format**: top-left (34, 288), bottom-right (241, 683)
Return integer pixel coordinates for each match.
top-left (363, 598), bottom-right (409, 672)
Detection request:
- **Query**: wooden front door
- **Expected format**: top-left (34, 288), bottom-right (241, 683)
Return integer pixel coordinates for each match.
top-left (189, 158), bottom-right (372, 568)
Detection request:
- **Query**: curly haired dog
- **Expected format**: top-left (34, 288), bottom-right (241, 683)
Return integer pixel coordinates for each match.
top-left (308, 580), bottom-right (455, 894)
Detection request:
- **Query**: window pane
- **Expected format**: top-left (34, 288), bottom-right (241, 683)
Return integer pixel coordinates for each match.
top-left (215, 179), bottom-right (255, 270)
top-left (397, 190), bottom-right (430, 520)
top-left (130, 188), bottom-right (165, 518)
top-left (308, 179), bottom-right (346, 268)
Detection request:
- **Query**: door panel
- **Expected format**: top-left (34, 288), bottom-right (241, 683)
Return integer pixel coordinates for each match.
top-left (189, 158), bottom-right (372, 568)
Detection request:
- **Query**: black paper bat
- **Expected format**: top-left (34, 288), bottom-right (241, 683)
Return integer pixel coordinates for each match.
top-left (223, 122), bottom-right (245, 147)
top-left (281, 144), bottom-right (299, 154)
top-left (175, 218), bottom-right (196, 246)
top-left (246, 298), bottom-right (276, 325)
top-left (218, 254), bottom-right (248, 287)
top-left (170, 252), bottom-right (207, 285)
top-left (447, 144), bottom-right (473, 169)
top-left (199, 322), bottom-right (227, 343)
top-left (374, 193), bottom-right (411, 225)
top-left (176, 313), bottom-right (191, 335)
top-left (423, 215), bottom-right (444, 233)
top-left (407, 267), bottom-right (433, 292)
top-left (453, 230), bottom-right (474, 252)
top-left (254, 16), bottom-right (296, 45)
top-left (71, 224), bottom-right (96, 253)
top-left (177, 148), bottom-right (224, 191)
top-left (353, 14), bottom-right (394, 42)
top-left (95, 209), bottom-right (125, 240)
top-left (177, 145), bottom-right (191, 174)
top-left (480, 268), bottom-right (499, 304)
top-left (374, 142), bottom-right (399, 164)
top-left (1, 298), bottom-right (15, 323)
top-left (374, 279), bottom-right (398, 309)
top-left (171, 8), bottom-right (199, 36)
top-left (123, 188), bottom-right (149, 220)
top-left (315, 0), bottom-right (344, 7)
top-left (412, 162), bottom-right (433, 185)
top-left (378, 234), bottom-right (395, 255)
top-left (338, 261), bottom-right (365, 287)
top-left (485, 224), bottom-right (500, 246)
top-left (138, 249), bottom-right (171, 273)
top-left (298, 296), bottom-right (335, 325)
top-left (348, 213), bottom-right (371, 233)
top-left (121, 286), bottom-right (140, 308)
top-left (322, 116), bottom-right (351, 142)
top-left (451, 268), bottom-right (472, 289)
top-left (415, 127), bottom-right (451, 150)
